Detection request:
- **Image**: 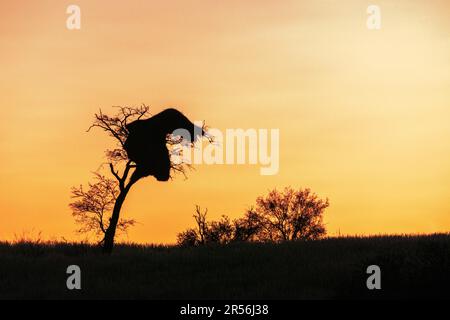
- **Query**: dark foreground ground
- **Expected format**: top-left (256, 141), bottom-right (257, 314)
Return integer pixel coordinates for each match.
top-left (0, 234), bottom-right (449, 299)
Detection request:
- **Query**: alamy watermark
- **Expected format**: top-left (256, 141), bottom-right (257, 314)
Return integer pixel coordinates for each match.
top-left (66, 265), bottom-right (81, 290)
top-left (66, 5), bottom-right (81, 30)
top-left (171, 123), bottom-right (280, 176)
top-left (366, 265), bottom-right (381, 290)
top-left (367, 5), bottom-right (381, 30)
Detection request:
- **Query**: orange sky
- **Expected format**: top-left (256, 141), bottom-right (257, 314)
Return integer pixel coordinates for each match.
top-left (1, 0), bottom-right (449, 244)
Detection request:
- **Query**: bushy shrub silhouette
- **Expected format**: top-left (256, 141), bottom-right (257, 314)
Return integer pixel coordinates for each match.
top-left (177, 187), bottom-right (329, 246)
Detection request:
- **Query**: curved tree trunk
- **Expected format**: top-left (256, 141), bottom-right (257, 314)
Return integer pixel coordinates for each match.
top-left (102, 184), bottom-right (132, 254)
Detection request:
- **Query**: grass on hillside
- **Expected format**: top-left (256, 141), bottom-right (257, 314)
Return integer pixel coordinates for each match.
top-left (0, 234), bottom-right (449, 299)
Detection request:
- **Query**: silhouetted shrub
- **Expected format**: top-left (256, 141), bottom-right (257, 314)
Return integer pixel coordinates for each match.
top-left (177, 187), bottom-right (329, 246)
top-left (205, 216), bottom-right (234, 244)
top-left (177, 228), bottom-right (199, 247)
top-left (251, 187), bottom-right (329, 242)
top-left (233, 210), bottom-right (264, 242)
top-left (177, 206), bottom-right (236, 246)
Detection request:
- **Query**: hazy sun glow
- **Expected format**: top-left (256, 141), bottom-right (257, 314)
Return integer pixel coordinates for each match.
top-left (1, 0), bottom-right (449, 243)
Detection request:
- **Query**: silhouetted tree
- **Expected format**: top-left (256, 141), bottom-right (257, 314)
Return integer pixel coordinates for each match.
top-left (69, 173), bottom-right (136, 243)
top-left (71, 105), bottom-right (207, 253)
top-left (193, 205), bottom-right (208, 245)
top-left (252, 187), bottom-right (329, 241)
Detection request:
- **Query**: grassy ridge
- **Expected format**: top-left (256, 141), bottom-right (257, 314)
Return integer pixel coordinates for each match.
top-left (1, 234), bottom-right (449, 299)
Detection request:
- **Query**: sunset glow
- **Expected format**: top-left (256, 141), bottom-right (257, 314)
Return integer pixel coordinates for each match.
top-left (1, 0), bottom-right (449, 244)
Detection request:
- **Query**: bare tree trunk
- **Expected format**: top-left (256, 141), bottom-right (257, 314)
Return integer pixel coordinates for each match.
top-left (102, 184), bottom-right (132, 254)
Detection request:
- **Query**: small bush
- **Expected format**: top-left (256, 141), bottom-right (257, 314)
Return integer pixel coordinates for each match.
top-left (177, 187), bottom-right (329, 246)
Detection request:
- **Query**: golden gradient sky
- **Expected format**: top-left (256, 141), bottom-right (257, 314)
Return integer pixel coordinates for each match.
top-left (1, 0), bottom-right (449, 243)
